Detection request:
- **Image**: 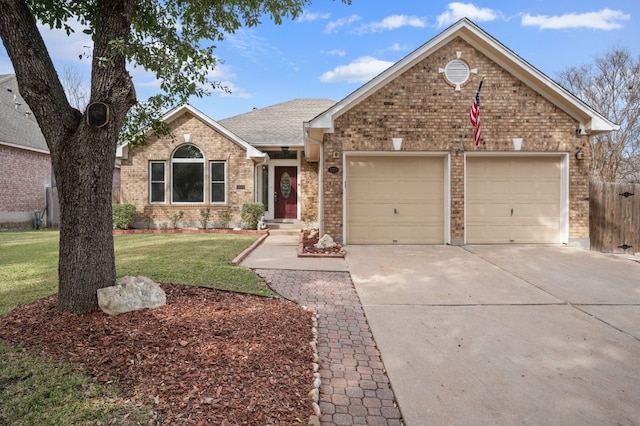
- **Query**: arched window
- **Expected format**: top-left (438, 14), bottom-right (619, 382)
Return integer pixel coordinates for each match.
top-left (172, 144), bottom-right (204, 203)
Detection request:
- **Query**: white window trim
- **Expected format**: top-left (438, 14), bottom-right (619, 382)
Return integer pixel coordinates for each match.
top-left (171, 144), bottom-right (205, 204)
top-left (210, 161), bottom-right (227, 204)
top-left (149, 161), bottom-right (166, 204)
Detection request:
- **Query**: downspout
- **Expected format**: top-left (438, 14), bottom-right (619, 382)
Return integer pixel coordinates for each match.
top-left (304, 125), bottom-right (324, 236)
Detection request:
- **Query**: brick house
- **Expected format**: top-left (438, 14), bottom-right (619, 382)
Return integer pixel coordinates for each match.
top-left (120, 100), bottom-right (335, 228)
top-left (305, 18), bottom-right (617, 247)
top-left (0, 74), bottom-right (52, 229)
top-left (121, 19), bottom-right (616, 245)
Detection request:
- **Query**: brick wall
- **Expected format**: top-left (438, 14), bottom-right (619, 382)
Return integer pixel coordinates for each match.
top-left (120, 112), bottom-right (256, 228)
top-left (299, 155), bottom-right (319, 223)
top-left (0, 144), bottom-right (51, 227)
top-left (321, 38), bottom-right (590, 241)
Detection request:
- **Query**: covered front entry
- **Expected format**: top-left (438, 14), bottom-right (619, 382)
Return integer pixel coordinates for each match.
top-left (345, 155), bottom-right (446, 244)
top-left (465, 155), bottom-right (564, 244)
top-left (274, 166), bottom-right (297, 219)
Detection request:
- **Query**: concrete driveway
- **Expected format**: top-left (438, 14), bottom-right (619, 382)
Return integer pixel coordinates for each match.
top-left (346, 245), bottom-right (640, 425)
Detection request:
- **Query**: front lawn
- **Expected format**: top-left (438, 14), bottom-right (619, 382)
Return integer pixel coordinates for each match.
top-left (0, 230), bottom-right (279, 425)
top-left (0, 231), bottom-right (269, 316)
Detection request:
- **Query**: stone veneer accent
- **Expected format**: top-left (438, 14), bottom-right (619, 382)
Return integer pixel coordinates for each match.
top-left (320, 38), bottom-right (590, 243)
top-left (120, 112), bottom-right (256, 228)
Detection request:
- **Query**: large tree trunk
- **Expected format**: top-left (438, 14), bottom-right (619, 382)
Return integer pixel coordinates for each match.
top-left (0, 0), bottom-right (136, 312)
top-left (55, 127), bottom-right (119, 312)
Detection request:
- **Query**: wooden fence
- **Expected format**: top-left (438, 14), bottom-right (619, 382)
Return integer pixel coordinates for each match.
top-left (112, 187), bottom-right (121, 204)
top-left (589, 181), bottom-right (639, 253)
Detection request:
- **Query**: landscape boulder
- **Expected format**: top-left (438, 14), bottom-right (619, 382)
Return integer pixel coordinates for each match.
top-left (97, 276), bottom-right (166, 315)
top-left (314, 234), bottom-right (337, 249)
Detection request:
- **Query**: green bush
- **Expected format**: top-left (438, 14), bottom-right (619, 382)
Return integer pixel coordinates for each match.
top-left (240, 203), bottom-right (265, 230)
top-left (112, 204), bottom-right (137, 229)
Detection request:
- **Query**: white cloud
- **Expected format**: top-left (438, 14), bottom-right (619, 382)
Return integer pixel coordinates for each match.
top-left (323, 49), bottom-right (347, 57)
top-left (325, 14), bottom-right (361, 34)
top-left (297, 10), bottom-right (331, 22)
top-left (319, 56), bottom-right (394, 83)
top-left (387, 43), bottom-right (407, 52)
top-left (521, 8), bottom-right (630, 30)
top-left (437, 2), bottom-right (500, 27)
top-left (38, 20), bottom-right (93, 64)
top-left (356, 15), bottom-right (427, 34)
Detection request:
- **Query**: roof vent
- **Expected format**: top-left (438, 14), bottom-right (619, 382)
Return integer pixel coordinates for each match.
top-left (444, 59), bottom-right (470, 89)
top-left (439, 51), bottom-right (477, 91)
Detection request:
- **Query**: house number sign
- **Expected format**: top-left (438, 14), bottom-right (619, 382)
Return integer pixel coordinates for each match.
top-left (328, 166), bottom-right (340, 173)
top-left (280, 172), bottom-right (292, 199)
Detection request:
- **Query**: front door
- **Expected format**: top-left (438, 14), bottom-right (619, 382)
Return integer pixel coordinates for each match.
top-left (274, 166), bottom-right (297, 219)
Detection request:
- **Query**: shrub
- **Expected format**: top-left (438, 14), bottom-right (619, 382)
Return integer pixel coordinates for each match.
top-left (112, 204), bottom-right (137, 229)
top-left (200, 207), bottom-right (211, 229)
top-left (219, 208), bottom-right (232, 229)
top-left (170, 211), bottom-right (184, 229)
top-left (142, 206), bottom-right (156, 229)
top-left (240, 203), bottom-right (265, 230)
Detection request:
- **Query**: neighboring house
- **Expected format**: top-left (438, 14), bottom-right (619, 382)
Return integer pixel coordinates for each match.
top-left (0, 74), bottom-right (53, 229)
top-left (120, 19), bottom-right (617, 247)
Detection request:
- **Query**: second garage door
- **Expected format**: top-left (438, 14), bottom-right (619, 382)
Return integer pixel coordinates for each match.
top-left (466, 156), bottom-right (562, 244)
top-left (346, 155), bottom-right (445, 244)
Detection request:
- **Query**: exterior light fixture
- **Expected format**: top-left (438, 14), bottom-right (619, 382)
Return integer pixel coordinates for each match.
top-left (512, 138), bottom-right (523, 150)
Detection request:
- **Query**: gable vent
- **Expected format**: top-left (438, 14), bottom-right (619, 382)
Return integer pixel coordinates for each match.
top-left (444, 59), bottom-right (470, 88)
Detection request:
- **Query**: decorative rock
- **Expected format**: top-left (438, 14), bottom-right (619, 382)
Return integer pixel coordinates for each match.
top-left (313, 234), bottom-right (337, 249)
top-left (308, 415), bottom-right (321, 426)
top-left (313, 377), bottom-right (321, 388)
top-left (312, 402), bottom-right (321, 416)
top-left (308, 388), bottom-right (319, 402)
top-left (97, 276), bottom-right (166, 315)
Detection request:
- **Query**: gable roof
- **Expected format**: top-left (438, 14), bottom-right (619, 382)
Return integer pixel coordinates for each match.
top-left (0, 74), bottom-right (49, 154)
top-left (122, 104), bottom-right (267, 161)
top-left (306, 18), bottom-right (618, 136)
top-left (220, 98), bottom-right (336, 148)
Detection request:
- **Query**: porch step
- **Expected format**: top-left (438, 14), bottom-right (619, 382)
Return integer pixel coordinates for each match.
top-left (263, 220), bottom-right (301, 234)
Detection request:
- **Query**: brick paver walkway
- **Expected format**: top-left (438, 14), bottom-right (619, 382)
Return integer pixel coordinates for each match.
top-left (255, 269), bottom-right (403, 426)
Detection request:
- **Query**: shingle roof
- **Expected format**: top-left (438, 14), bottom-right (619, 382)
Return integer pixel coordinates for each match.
top-left (0, 74), bottom-right (48, 153)
top-left (219, 98), bottom-right (336, 147)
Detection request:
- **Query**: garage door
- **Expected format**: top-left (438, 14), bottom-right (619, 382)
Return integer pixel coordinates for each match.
top-left (466, 156), bottom-right (561, 243)
top-left (346, 156), bottom-right (445, 244)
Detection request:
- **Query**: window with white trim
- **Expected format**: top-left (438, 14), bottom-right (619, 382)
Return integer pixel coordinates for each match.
top-left (172, 144), bottom-right (204, 203)
top-left (210, 161), bottom-right (226, 203)
top-left (149, 161), bottom-right (166, 203)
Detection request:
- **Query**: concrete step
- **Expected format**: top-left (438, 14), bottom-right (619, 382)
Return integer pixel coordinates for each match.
top-left (264, 220), bottom-right (301, 234)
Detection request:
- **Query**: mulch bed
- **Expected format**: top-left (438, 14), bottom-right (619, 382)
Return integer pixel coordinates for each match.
top-left (0, 284), bottom-right (314, 425)
top-left (299, 229), bottom-right (345, 257)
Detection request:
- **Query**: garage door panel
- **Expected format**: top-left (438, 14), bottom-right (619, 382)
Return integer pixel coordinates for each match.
top-left (467, 156), bottom-right (561, 244)
top-left (347, 156), bottom-right (445, 244)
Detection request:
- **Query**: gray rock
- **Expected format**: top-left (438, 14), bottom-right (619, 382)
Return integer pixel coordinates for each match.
top-left (313, 234), bottom-right (336, 249)
top-left (97, 276), bottom-right (166, 315)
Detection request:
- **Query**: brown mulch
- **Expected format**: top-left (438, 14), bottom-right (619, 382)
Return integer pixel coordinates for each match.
top-left (0, 284), bottom-right (314, 425)
top-left (300, 229), bottom-right (344, 256)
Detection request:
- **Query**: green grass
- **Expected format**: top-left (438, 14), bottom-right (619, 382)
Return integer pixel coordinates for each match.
top-left (0, 344), bottom-right (152, 425)
top-left (0, 230), bottom-right (269, 425)
top-left (0, 231), bottom-right (269, 316)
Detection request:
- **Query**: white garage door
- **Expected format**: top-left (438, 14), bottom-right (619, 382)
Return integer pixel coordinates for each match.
top-left (466, 156), bottom-right (562, 244)
top-left (346, 156), bottom-right (445, 244)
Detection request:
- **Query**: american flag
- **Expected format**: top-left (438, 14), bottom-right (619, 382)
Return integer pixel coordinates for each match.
top-left (469, 79), bottom-right (483, 146)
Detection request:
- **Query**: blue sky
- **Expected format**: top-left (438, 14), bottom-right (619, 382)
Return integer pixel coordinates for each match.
top-left (1, 1), bottom-right (638, 120)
